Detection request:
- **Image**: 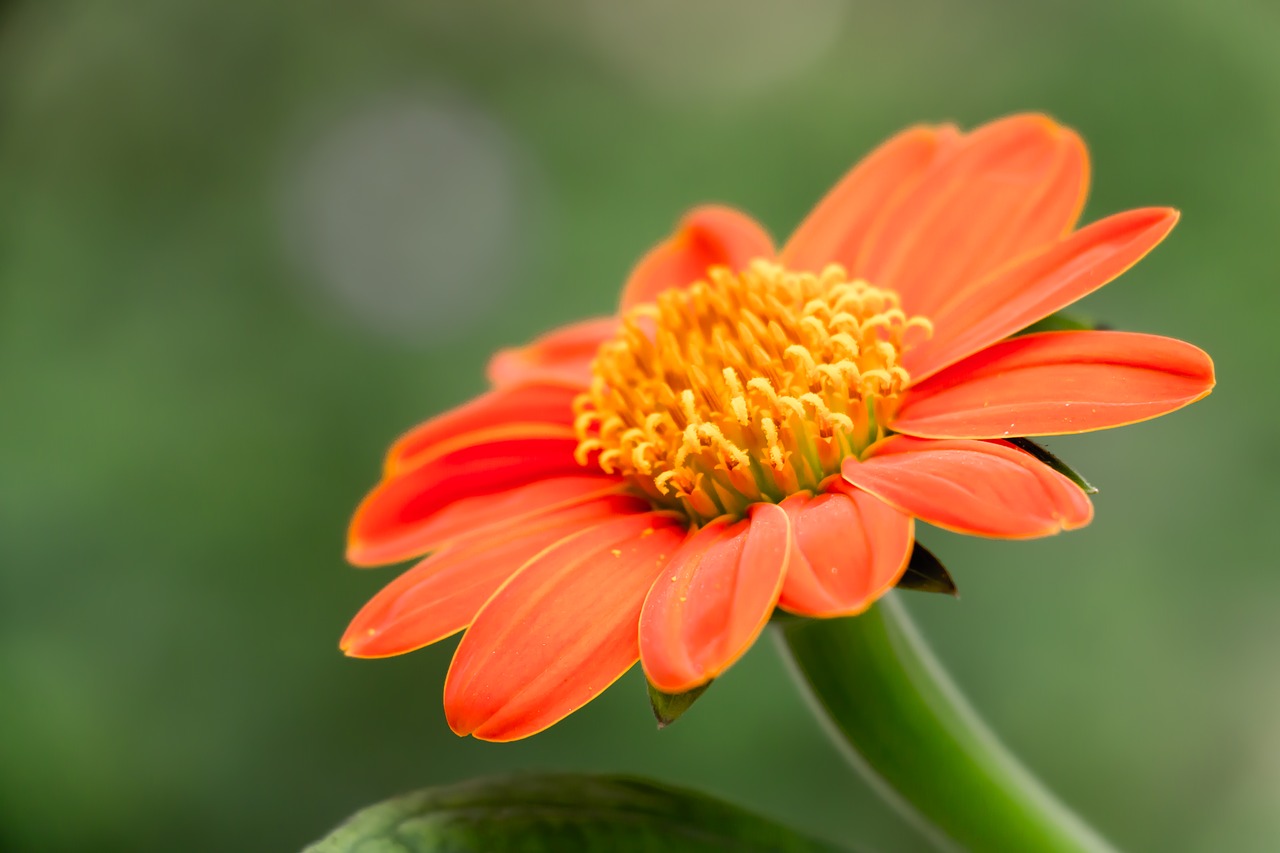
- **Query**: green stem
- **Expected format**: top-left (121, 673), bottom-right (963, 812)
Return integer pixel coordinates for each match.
top-left (776, 596), bottom-right (1115, 852)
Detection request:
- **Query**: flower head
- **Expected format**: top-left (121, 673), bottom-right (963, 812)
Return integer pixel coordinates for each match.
top-left (576, 262), bottom-right (932, 523)
top-left (342, 114), bottom-right (1214, 741)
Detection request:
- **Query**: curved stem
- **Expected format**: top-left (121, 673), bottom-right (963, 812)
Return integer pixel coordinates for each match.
top-left (776, 596), bottom-right (1115, 852)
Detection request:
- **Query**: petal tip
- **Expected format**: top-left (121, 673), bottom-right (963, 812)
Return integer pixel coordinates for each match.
top-left (443, 690), bottom-right (477, 738)
top-left (1143, 206), bottom-right (1181, 231)
top-left (345, 538), bottom-right (402, 569)
top-left (344, 538), bottom-right (370, 566)
top-left (984, 111), bottom-right (1072, 141)
top-left (1063, 499), bottom-right (1095, 531)
top-left (339, 636), bottom-right (391, 660)
top-left (619, 206), bottom-right (774, 311)
top-left (1022, 111), bottom-right (1065, 132)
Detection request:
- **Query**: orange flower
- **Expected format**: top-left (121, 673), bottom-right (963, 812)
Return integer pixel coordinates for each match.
top-left (342, 114), bottom-right (1214, 741)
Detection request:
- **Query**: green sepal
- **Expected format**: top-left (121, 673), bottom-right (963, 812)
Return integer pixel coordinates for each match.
top-left (895, 542), bottom-right (958, 597)
top-left (1015, 311), bottom-right (1100, 335)
top-left (647, 678), bottom-right (712, 729)
top-left (1007, 437), bottom-right (1098, 494)
top-left (305, 774), bottom-right (852, 853)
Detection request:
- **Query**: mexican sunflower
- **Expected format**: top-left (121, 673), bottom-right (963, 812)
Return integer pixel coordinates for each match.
top-left (342, 114), bottom-right (1214, 741)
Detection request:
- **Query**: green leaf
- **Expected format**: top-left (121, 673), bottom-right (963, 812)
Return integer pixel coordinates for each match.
top-left (647, 679), bottom-right (712, 729)
top-left (306, 774), bottom-right (852, 853)
top-left (895, 543), bottom-right (958, 597)
top-left (1007, 437), bottom-right (1098, 494)
top-left (1015, 311), bottom-right (1099, 335)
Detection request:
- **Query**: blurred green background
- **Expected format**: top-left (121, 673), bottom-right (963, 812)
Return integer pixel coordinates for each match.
top-left (1, 1), bottom-right (1275, 850)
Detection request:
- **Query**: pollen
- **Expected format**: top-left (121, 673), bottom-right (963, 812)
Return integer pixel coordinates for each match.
top-left (574, 260), bottom-right (932, 524)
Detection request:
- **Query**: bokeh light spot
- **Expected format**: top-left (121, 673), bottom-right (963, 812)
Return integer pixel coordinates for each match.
top-left (281, 90), bottom-right (535, 344)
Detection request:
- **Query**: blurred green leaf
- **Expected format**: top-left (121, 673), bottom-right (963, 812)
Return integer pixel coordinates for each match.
top-left (647, 679), bottom-right (712, 729)
top-left (1007, 438), bottom-right (1098, 494)
top-left (895, 543), bottom-right (958, 598)
top-left (305, 774), bottom-right (851, 852)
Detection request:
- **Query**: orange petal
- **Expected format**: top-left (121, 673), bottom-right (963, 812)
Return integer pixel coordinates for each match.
top-left (385, 384), bottom-right (580, 477)
top-left (842, 436), bottom-right (1093, 539)
top-left (639, 503), bottom-right (790, 694)
top-left (487, 316), bottom-right (617, 390)
top-left (443, 512), bottom-right (686, 741)
top-left (904, 207), bottom-right (1179, 381)
top-left (894, 331), bottom-right (1215, 440)
top-left (777, 486), bottom-right (914, 618)
top-left (347, 435), bottom-right (595, 566)
top-left (859, 114), bottom-right (1089, 317)
top-left (780, 123), bottom-right (960, 273)
top-left (618, 206), bottom-right (774, 311)
top-left (363, 475), bottom-right (630, 562)
top-left (342, 493), bottom-right (651, 658)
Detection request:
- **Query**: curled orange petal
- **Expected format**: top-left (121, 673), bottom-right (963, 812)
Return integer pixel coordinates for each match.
top-left (342, 493), bottom-right (651, 658)
top-left (778, 486), bottom-right (914, 618)
top-left (639, 503), bottom-right (790, 694)
top-left (894, 330), bottom-right (1216, 440)
top-left (384, 383), bottom-right (580, 477)
top-left (487, 316), bottom-right (617, 390)
top-left (781, 123), bottom-right (960, 274)
top-left (618, 206), bottom-right (774, 311)
top-left (444, 512), bottom-right (686, 741)
top-left (843, 436), bottom-right (1093, 539)
top-left (347, 434), bottom-right (593, 566)
top-left (904, 207), bottom-right (1180, 381)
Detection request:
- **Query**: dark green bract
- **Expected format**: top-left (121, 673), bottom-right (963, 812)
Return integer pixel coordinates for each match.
top-left (306, 774), bottom-right (850, 853)
top-left (895, 543), bottom-right (959, 597)
top-left (647, 680), bottom-right (712, 729)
